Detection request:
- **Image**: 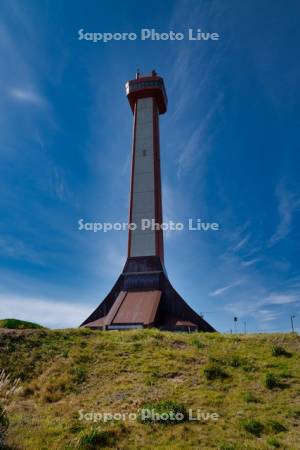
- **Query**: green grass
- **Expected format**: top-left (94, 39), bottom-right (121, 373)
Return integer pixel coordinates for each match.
top-left (0, 329), bottom-right (299, 449)
top-left (267, 436), bottom-right (282, 448)
top-left (241, 418), bottom-right (264, 436)
top-left (138, 400), bottom-right (188, 424)
top-left (267, 420), bottom-right (288, 433)
top-left (0, 405), bottom-right (9, 437)
top-left (203, 364), bottom-right (229, 380)
top-left (271, 345), bottom-right (292, 358)
top-left (264, 372), bottom-right (285, 390)
top-left (75, 426), bottom-right (118, 449)
top-left (243, 391), bottom-right (260, 403)
top-left (0, 318), bottom-right (44, 329)
top-left (219, 445), bottom-right (236, 450)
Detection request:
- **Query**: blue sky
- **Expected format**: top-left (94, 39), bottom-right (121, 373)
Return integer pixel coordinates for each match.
top-left (0, 0), bottom-right (299, 332)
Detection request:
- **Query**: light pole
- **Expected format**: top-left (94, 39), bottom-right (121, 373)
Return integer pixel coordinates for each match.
top-left (291, 315), bottom-right (296, 333)
top-left (234, 317), bottom-right (238, 333)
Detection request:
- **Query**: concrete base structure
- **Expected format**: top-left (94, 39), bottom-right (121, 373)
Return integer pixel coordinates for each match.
top-left (81, 256), bottom-right (215, 332)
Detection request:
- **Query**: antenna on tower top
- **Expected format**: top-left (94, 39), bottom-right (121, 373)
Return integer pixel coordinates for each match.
top-left (136, 69), bottom-right (140, 79)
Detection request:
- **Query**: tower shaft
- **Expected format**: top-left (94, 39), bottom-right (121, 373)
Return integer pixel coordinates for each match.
top-left (128, 97), bottom-right (163, 260)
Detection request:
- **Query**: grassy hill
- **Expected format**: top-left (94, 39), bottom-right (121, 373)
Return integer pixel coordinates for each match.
top-left (0, 329), bottom-right (299, 449)
top-left (0, 319), bottom-right (44, 329)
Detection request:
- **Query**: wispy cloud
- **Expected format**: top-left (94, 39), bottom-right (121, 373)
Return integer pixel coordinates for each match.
top-left (51, 167), bottom-right (70, 202)
top-left (209, 279), bottom-right (243, 297)
top-left (225, 289), bottom-right (300, 321)
top-left (176, 92), bottom-right (223, 178)
top-left (0, 237), bottom-right (44, 265)
top-left (232, 235), bottom-right (250, 252)
top-left (8, 88), bottom-right (46, 106)
top-left (264, 293), bottom-right (298, 305)
top-left (269, 183), bottom-right (300, 246)
top-left (258, 309), bottom-right (279, 322)
top-left (241, 258), bottom-right (261, 267)
top-left (165, 2), bottom-right (226, 179)
top-left (0, 3), bottom-right (56, 144)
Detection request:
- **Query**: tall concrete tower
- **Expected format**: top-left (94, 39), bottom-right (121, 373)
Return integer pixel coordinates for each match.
top-left (81, 71), bottom-right (216, 332)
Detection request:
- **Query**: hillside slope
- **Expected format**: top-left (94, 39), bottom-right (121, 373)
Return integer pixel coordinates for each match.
top-left (0, 329), bottom-right (299, 449)
top-left (0, 319), bottom-right (44, 329)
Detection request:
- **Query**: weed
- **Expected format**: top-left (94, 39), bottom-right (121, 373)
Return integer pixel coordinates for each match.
top-left (267, 420), bottom-right (287, 433)
top-left (265, 373), bottom-right (280, 390)
top-left (267, 436), bottom-right (281, 448)
top-left (219, 444), bottom-right (236, 450)
top-left (70, 367), bottom-right (87, 384)
top-left (243, 392), bottom-right (259, 403)
top-left (0, 370), bottom-right (22, 404)
top-left (271, 346), bottom-right (291, 358)
top-left (278, 370), bottom-right (292, 379)
top-left (288, 409), bottom-right (300, 419)
top-left (191, 339), bottom-right (205, 349)
top-left (133, 342), bottom-right (142, 351)
top-left (76, 427), bottom-right (117, 449)
top-left (204, 365), bottom-right (229, 381)
top-left (145, 368), bottom-right (160, 386)
top-left (138, 400), bottom-right (188, 424)
top-left (228, 355), bottom-right (244, 367)
top-left (241, 419), bottom-right (264, 437)
top-left (0, 404), bottom-right (9, 443)
top-left (75, 354), bottom-right (91, 364)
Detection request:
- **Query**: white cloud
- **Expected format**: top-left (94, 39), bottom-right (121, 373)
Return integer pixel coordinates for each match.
top-left (232, 235), bottom-right (250, 252)
top-left (0, 294), bottom-right (91, 328)
top-left (0, 5), bottom-right (56, 146)
top-left (224, 299), bottom-right (258, 318)
top-left (9, 88), bottom-right (46, 106)
top-left (269, 183), bottom-right (300, 246)
top-left (177, 92), bottom-right (223, 177)
top-left (264, 293), bottom-right (298, 305)
top-left (209, 279), bottom-right (243, 297)
top-left (224, 289), bottom-right (300, 322)
top-left (241, 258), bottom-right (261, 267)
top-left (258, 309), bottom-right (279, 322)
top-left (165, 3), bottom-right (224, 179)
top-left (0, 237), bottom-right (44, 265)
top-left (51, 167), bottom-right (70, 202)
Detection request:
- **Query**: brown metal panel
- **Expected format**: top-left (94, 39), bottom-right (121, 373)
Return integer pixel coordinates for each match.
top-left (112, 290), bottom-right (161, 325)
top-left (83, 316), bottom-right (106, 328)
top-left (175, 320), bottom-right (197, 327)
top-left (103, 291), bottom-right (127, 326)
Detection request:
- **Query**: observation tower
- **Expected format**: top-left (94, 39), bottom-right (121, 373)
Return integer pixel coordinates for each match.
top-left (81, 70), bottom-right (216, 332)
